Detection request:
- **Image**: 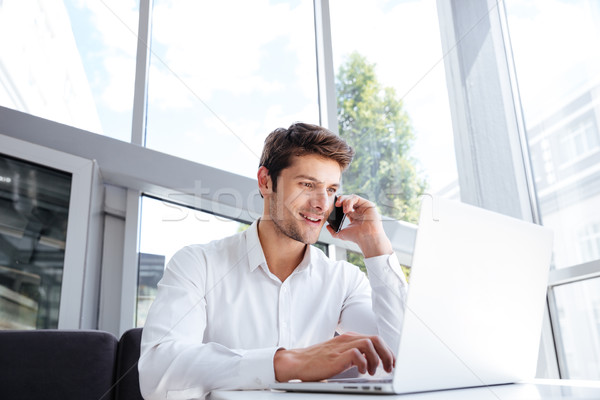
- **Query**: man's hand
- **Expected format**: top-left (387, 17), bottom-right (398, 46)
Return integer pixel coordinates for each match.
top-left (326, 195), bottom-right (393, 258)
top-left (273, 332), bottom-right (395, 383)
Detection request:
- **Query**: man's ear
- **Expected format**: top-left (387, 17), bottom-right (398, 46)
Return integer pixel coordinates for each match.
top-left (257, 166), bottom-right (273, 197)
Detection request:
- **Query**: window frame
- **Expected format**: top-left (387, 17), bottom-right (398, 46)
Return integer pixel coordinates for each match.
top-left (0, 132), bottom-right (102, 329)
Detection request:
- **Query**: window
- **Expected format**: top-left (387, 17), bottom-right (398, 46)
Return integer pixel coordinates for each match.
top-left (505, 0), bottom-right (600, 378)
top-left (579, 222), bottom-right (600, 264)
top-left (329, 0), bottom-right (459, 224)
top-left (145, 0), bottom-right (319, 179)
top-left (0, 1), bottom-right (138, 141)
top-left (0, 154), bottom-right (71, 329)
top-left (559, 118), bottom-right (600, 166)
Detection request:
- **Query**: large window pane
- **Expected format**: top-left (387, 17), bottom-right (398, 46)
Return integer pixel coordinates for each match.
top-left (505, 0), bottom-right (600, 379)
top-left (0, 1), bottom-right (138, 141)
top-left (0, 154), bottom-right (71, 329)
top-left (145, 0), bottom-right (319, 179)
top-left (505, 1), bottom-right (600, 269)
top-left (330, 0), bottom-right (459, 224)
top-left (553, 278), bottom-right (600, 379)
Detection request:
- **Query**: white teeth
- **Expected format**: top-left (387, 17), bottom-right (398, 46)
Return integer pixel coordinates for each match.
top-left (302, 214), bottom-right (320, 222)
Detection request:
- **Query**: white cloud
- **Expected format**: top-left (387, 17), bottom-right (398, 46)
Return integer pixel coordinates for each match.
top-left (150, 0), bottom-right (313, 101)
top-left (146, 63), bottom-right (197, 110)
top-left (82, 0), bottom-right (139, 57)
top-left (69, 0), bottom-right (139, 115)
top-left (101, 55), bottom-right (136, 112)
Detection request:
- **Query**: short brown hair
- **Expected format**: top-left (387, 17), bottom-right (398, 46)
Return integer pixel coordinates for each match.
top-left (259, 122), bottom-right (354, 192)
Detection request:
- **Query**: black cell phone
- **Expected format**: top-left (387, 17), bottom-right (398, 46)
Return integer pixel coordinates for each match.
top-left (327, 196), bottom-right (346, 233)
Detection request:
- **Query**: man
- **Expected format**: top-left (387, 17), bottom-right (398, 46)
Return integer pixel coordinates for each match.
top-left (139, 123), bottom-right (407, 400)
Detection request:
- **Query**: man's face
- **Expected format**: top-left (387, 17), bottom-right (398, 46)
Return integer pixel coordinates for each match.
top-left (268, 154), bottom-right (341, 245)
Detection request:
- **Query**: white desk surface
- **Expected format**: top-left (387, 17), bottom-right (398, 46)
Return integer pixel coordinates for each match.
top-left (209, 380), bottom-right (600, 400)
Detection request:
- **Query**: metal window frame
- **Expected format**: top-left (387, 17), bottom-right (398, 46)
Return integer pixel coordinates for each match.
top-left (131, 0), bottom-right (153, 146)
top-left (313, 0), bottom-right (337, 131)
top-left (0, 133), bottom-right (103, 329)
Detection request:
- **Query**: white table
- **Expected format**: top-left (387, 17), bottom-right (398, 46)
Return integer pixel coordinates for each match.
top-left (209, 380), bottom-right (600, 400)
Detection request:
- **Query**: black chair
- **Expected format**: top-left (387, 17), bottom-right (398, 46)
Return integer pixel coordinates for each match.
top-left (115, 327), bottom-right (144, 400)
top-left (0, 329), bottom-right (118, 400)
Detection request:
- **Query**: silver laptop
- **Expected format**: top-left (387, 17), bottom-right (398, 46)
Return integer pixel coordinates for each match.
top-left (270, 195), bottom-right (554, 394)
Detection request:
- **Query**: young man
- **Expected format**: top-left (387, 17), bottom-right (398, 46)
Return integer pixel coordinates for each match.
top-left (139, 123), bottom-right (407, 400)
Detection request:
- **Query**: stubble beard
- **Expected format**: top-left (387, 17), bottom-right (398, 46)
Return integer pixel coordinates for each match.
top-left (269, 194), bottom-right (316, 245)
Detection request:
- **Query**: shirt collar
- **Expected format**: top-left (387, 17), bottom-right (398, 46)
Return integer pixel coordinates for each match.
top-left (244, 219), bottom-right (315, 276)
top-left (245, 219), bottom-right (267, 272)
top-left (295, 244), bottom-right (314, 276)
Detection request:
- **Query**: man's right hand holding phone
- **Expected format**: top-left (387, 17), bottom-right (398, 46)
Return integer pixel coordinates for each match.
top-left (326, 194), bottom-right (393, 259)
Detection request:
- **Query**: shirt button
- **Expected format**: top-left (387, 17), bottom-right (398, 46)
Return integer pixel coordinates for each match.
top-left (281, 321), bottom-right (287, 328)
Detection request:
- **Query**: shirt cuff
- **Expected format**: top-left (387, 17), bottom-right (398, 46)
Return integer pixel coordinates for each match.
top-left (238, 346), bottom-right (281, 388)
top-left (364, 253), bottom-right (407, 287)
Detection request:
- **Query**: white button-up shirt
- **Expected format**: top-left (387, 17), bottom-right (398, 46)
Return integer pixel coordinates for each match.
top-left (139, 220), bottom-right (407, 400)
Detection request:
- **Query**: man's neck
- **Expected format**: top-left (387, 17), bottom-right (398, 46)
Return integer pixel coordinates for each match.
top-left (257, 218), bottom-right (307, 282)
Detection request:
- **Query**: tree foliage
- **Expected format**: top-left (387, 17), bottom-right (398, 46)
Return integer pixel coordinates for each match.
top-left (336, 52), bottom-right (427, 223)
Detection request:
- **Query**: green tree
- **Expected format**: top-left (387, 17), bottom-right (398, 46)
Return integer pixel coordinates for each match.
top-left (336, 52), bottom-right (427, 223)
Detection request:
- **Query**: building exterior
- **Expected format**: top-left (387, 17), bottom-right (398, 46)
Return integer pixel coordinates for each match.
top-left (527, 81), bottom-right (600, 379)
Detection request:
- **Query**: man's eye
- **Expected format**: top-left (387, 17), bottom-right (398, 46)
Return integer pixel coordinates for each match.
top-left (302, 182), bottom-right (313, 188)
top-left (327, 188), bottom-right (336, 195)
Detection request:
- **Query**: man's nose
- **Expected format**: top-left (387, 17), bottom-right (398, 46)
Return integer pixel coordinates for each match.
top-left (309, 188), bottom-right (329, 210)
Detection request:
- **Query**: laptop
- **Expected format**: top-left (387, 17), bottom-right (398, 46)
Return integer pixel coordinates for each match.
top-left (270, 195), bottom-right (554, 394)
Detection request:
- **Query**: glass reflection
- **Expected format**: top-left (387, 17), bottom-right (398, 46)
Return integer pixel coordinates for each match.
top-left (0, 154), bottom-right (71, 329)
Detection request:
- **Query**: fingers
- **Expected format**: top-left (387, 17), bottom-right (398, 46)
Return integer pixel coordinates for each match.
top-left (357, 338), bottom-right (379, 375)
top-left (335, 333), bottom-right (394, 375)
top-left (336, 194), bottom-right (366, 215)
top-left (340, 348), bottom-right (368, 375)
top-left (366, 335), bottom-right (395, 373)
top-left (335, 195), bottom-right (379, 224)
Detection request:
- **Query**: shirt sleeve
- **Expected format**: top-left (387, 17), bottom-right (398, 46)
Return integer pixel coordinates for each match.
top-left (138, 246), bottom-right (279, 400)
top-left (338, 253), bottom-right (407, 354)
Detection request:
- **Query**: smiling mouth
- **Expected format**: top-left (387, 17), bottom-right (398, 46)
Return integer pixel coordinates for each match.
top-left (300, 213), bottom-right (322, 223)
